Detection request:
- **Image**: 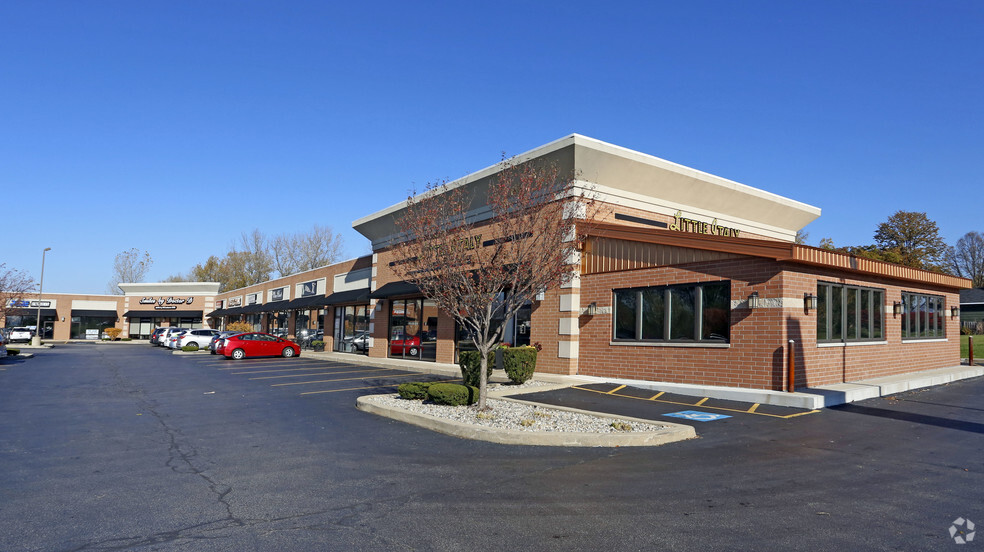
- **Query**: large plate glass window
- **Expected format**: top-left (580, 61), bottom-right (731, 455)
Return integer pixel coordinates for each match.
top-left (816, 283), bottom-right (884, 343)
top-left (388, 298), bottom-right (438, 362)
top-left (613, 281), bottom-right (730, 343)
top-left (901, 291), bottom-right (945, 339)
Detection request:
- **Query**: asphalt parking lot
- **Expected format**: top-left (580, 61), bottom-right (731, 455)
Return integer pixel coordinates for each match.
top-left (1, 344), bottom-right (981, 551)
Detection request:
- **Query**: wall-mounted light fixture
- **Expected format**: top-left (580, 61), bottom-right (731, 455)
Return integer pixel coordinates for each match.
top-left (951, 306), bottom-right (960, 319)
top-left (585, 302), bottom-right (598, 316)
top-left (748, 292), bottom-right (761, 310)
top-left (893, 301), bottom-right (902, 317)
top-left (61, 317), bottom-right (65, 322)
top-left (804, 293), bottom-right (818, 311)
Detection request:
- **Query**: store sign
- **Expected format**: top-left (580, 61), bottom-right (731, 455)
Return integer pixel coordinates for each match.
top-left (670, 211), bottom-right (741, 238)
top-left (228, 297), bottom-right (243, 308)
top-left (246, 293), bottom-right (258, 305)
top-left (7, 299), bottom-right (51, 308)
top-left (138, 297), bottom-right (195, 310)
top-left (271, 288), bottom-right (284, 301)
top-left (301, 281), bottom-right (318, 297)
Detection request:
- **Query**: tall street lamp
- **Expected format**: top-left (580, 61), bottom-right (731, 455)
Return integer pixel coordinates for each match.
top-left (32, 247), bottom-right (51, 347)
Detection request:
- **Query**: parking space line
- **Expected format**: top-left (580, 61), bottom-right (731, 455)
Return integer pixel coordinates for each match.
top-left (649, 391), bottom-right (665, 400)
top-left (747, 403), bottom-right (760, 413)
top-left (571, 385), bottom-right (820, 419)
top-left (271, 373), bottom-right (421, 387)
top-left (695, 397), bottom-right (709, 406)
top-left (229, 366), bottom-right (345, 375)
top-left (250, 368), bottom-right (404, 380)
top-left (299, 378), bottom-right (460, 396)
top-left (606, 385), bottom-right (627, 394)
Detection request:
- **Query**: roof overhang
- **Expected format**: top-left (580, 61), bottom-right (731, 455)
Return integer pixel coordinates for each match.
top-left (583, 222), bottom-right (972, 291)
top-left (353, 134), bottom-right (821, 249)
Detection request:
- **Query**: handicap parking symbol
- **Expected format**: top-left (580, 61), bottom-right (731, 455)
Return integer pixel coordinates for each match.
top-left (664, 410), bottom-right (731, 422)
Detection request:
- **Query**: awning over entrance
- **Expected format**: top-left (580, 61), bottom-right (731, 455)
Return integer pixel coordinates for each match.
top-left (7, 308), bottom-right (58, 317)
top-left (122, 310), bottom-right (204, 318)
top-left (323, 288), bottom-right (371, 305)
top-left (284, 295), bottom-right (336, 309)
top-left (71, 310), bottom-right (119, 318)
top-left (368, 281), bottom-right (420, 299)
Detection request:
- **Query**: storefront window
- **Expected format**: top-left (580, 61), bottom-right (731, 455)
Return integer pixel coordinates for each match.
top-left (334, 305), bottom-right (369, 354)
top-left (388, 298), bottom-right (437, 361)
top-left (613, 281), bottom-right (730, 343)
top-left (901, 291), bottom-right (944, 340)
top-left (817, 283), bottom-right (884, 343)
top-left (71, 316), bottom-right (117, 339)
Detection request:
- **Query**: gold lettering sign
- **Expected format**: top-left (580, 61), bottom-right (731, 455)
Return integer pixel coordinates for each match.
top-left (670, 211), bottom-right (740, 238)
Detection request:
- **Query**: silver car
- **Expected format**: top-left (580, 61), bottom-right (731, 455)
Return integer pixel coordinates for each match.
top-left (209, 331), bottom-right (242, 355)
top-left (176, 329), bottom-right (220, 350)
top-left (161, 328), bottom-right (189, 349)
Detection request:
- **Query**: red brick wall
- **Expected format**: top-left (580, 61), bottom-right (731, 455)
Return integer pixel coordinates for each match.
top-left (577, 257), bottom-right (962, 390)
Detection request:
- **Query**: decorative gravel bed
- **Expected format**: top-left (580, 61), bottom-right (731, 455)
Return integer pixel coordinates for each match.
top-left (362, 384), bottom-right (669, 434)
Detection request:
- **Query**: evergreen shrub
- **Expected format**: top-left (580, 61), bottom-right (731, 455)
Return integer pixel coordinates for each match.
top-left (502, 346), bottom-right (537, 384)
top-left (459, 350), bottom-right (494, 387)
top-left (427, 383), bottom-right (480, 406)
top-left (397, 381), bottom-right (433, 400)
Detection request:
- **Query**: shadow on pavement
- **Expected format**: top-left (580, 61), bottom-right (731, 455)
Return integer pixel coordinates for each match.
top-left (828, 403), bottom-right (984, 435)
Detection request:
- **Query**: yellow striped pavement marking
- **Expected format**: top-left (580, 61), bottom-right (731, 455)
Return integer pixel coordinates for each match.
top-left (571, 385), bottom-right (820, 419)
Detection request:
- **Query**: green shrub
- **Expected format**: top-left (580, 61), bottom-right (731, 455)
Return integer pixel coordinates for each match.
top-left (427, 383), bottom-right (480, 406)
top-left (122, 338), bottom-right (132, 341)
top-left (181, 345), bottom-right (199, 352)
top-left (502, 346), bottom-right (537, 384)
top-left (459, 350), bottom-right (494, 387)
top-left (397, 381), bottom-right (433, 400)
top-left (7, 348), bottom-right (20, 356)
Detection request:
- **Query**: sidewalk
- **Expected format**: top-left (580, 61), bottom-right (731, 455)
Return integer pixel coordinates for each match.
top-left (305, 350), bottom-right (984, 409)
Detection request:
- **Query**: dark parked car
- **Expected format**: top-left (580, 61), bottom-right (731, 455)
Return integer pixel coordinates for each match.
top-left (218, 332), bottom-right (300, 360)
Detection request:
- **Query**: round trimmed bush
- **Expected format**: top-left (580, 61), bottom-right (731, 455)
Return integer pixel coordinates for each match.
top-left (397, 381), bottom-right (432, 400)
top-left (503, 346), bottom-right (537, 384)
top-left (427, 383), bottom-right (480, 406)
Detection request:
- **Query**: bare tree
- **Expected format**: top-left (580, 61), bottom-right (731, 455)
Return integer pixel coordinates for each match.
top-left (0, 264), bottom-right (36, 323)
top-left (235, 229), bottom-right (274, 285)
top-left (391, 157), bottom-right (598, 409)
top-left (108, 248), bottom-right (153, 294)
top-left (270, 224), bottom-right (345, 276)
top-left (948, 231), bottom-right (984, 288)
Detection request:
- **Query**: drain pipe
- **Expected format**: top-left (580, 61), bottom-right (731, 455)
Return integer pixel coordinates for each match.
top-left (787, 339), bottom-right (796, 392)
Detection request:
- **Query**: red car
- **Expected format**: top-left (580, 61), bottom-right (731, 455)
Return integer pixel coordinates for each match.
top-left (218, 332), bottom-right (301, 360)
top-left (390, 335), bottom-right (421, 357)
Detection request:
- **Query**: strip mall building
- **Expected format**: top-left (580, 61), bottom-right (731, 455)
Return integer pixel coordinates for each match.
top-left (6, 135), bottom-right (969, 391)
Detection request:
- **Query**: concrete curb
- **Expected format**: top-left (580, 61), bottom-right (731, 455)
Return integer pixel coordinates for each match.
top-left (356, 395), bottom-right (696, 447)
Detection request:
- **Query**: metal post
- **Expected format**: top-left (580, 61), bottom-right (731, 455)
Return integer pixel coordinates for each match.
top-left (787, 339), bottom-right (796, 392)
top-left (970, 334), bottom-right (975, 367)
top-left (31, 247), bottom-right (51, 347)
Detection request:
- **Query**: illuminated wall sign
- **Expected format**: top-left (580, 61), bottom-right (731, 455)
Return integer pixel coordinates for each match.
top-left (670, 211), bottom-right (741, 238)
top-left (7, 299), bottom-right (52, 308)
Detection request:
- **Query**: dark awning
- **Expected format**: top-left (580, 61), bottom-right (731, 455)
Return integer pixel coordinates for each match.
top-left (71, 309), bottom-right (119, 318)
top-left (252, 300), bottom-right (290, 313)
top-left (284, 295), bottom-right (334, 309)
top-left (206, 308), bottom-right (228, 318)
top-left (368, 281), bottom-right (420, 299)
top-left (323, 288), bottom-right (371, 305)
top-left (8, 308), bottom-right (58, 317)
top-left (123, 310), bottom-right (203, 318)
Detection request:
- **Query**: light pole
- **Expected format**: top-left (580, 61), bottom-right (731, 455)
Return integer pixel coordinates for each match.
top-left (31, 247), bottom-right (51, 347)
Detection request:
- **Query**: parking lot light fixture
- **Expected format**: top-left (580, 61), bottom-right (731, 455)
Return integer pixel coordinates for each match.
top-left (32, 247), bottom-right (51, 347)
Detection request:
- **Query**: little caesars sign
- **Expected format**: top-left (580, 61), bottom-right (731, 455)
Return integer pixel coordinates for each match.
top-left (139, 297), bottom-right (195, 310)
top-left (670, 211), bottom-right (741, 238)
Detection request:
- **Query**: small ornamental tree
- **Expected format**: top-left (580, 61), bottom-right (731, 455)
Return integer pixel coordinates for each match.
top-left (226, 321), bottom-right (253, 333)
top-left (391, 156), bottom-right (599, 409)
top-left (104, 328), bottom-right (123, 340)
top-left (0, 264), bottom-right (36, 324)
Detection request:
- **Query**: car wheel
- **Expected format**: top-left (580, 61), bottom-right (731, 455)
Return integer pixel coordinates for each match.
top-left (188, 342), bottom-right (199, 351)
top-left (282, 347), bottom-right (295, 358)
top-left (231, 348), bottom-right (246, 360)
top-left (409, 346), bottom-right (419, 357)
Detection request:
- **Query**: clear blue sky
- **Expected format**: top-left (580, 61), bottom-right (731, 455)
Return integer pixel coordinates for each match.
top-left (3, 1), bottom-right (981, 294)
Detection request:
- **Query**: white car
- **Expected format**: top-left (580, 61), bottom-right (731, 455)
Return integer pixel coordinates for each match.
top-left (176, 329), bottom-right (220, 350)
top-left (7, 327), bottom-right (33, 343)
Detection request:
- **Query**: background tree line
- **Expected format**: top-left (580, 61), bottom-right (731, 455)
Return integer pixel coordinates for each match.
top-left (814, 210), bottom-right (984, 288)
top-left (108, 225), bottom-right (344, 293)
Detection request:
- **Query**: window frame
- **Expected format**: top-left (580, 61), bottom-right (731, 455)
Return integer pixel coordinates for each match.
top-left (816, 282), bottom-right (885, 344)
top-left (901, 291), bottom-right (945, 340)
top-left (612, 281), bottom-right (730, 345)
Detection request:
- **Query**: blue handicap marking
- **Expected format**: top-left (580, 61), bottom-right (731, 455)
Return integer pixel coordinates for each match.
top-left (664, 410), bottom-right (732, 422)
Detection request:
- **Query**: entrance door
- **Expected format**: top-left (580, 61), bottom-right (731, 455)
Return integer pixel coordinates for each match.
top-left (388, 299), bottom-right (437, 361)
